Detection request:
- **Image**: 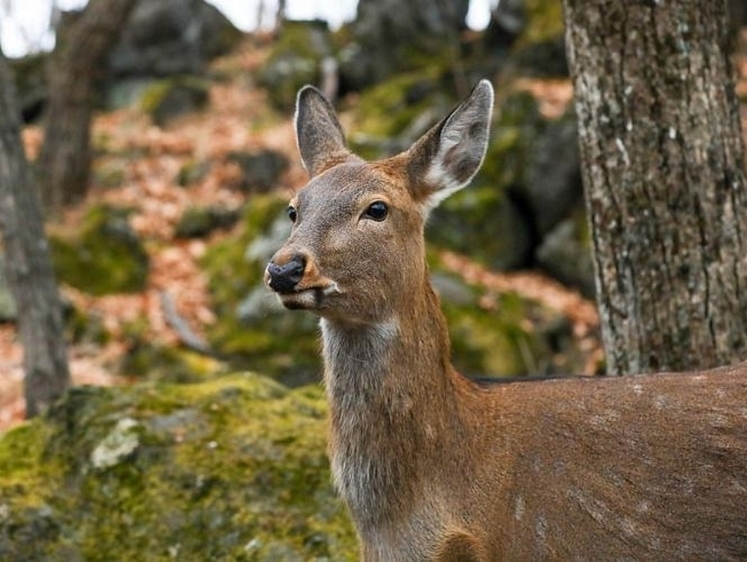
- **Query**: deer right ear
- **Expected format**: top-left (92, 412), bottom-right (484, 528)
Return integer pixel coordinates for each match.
top-left (295, 86), bottom-right (351, 177)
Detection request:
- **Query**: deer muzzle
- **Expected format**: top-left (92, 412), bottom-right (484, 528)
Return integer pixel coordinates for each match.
top-left (266, 254), bottom-right (306, 294)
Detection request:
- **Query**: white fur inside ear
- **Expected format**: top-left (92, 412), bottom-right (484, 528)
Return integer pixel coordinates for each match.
top-left (423, 158), bottom-right (467, 212)
top-left (420, 80), bottom-right (494, 212)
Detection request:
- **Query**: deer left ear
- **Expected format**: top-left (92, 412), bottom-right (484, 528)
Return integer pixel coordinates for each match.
top-left (406, 80), bottom-right (494, 212)
top-left (295, 85), bottom-right (352, 177)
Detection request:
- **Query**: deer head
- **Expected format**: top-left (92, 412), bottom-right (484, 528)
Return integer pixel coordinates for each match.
top-left (265, 81), bottom-right (493, 326)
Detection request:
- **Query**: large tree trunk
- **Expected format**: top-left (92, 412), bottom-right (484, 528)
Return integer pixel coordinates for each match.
top-left (0, 53), bottom-right (70, 417)
top-left (37, 0), bottom-right (137, 210)
top-left (562, 0), bottom-right (747, 374)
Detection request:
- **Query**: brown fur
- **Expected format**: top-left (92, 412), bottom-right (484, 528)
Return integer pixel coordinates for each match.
top-left (265, 82), bottom-right (747, 560)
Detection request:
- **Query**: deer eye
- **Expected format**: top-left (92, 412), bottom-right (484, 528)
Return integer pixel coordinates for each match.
top-left (287, 205), bottom-right (297, 223)
top-left (364, 201), bottom-right (388, 221)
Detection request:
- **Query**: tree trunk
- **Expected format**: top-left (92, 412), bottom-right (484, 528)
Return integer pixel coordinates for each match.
top-left (562, 0), bottom-right (747, 374)
top-left (37, 0), bottom-right (137, 210)
top-left (0, 53), bottom-right (70, 417)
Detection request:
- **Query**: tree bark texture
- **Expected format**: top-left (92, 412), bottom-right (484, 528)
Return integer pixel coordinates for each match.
top-left (0, 53), bottom-right (70, 417)
top-left (562, 0), bottom-right (747, 374)
top-left (37, 0), bottom-right (137, 210)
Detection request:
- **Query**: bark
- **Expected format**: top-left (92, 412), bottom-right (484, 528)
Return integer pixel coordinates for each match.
top-left (37, 0), bottom-right (137, 210)
top-left (0, 53), bottom-right (70, 417)
top-left (562, 0), bottom-right (747, 374)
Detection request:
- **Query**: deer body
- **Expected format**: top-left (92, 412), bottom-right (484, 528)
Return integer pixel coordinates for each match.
top-left (266, 81), bottom-right (747, 560)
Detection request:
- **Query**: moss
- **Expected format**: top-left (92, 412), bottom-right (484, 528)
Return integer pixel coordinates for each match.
top-left (429, 252), bottom-right (589, 377)
top-left (350, 71), bottom-right (446, 155)
top-left (200, 195), bottom-right (322, 384)
top-left (518, 0), bottom-right (565, 47)
top-left (259, 21), bottom-right (333, 111)
top-left (140, 76), bottom-right (211, 126)
top-left (118, 342), bottom-right (224, 383)
top-left (174, 205), bottom-right (240, 239)
top-left (49, 205), bottom-right (149, 296)
top-left (0, 374), bottom-right (357, 560)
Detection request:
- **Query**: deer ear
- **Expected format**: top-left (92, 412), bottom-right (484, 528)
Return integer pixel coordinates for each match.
top-left (406, 80), bottom-right (493, 211)
top-left (295, 86), bottom-right (351, 177)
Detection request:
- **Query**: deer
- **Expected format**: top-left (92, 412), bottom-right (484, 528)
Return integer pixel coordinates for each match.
top-left (264, 80), bottom-right (747, 560)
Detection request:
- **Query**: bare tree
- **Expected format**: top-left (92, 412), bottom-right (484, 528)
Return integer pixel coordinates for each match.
top-left (37, 0), bottom-right (138, 210)
top-left (0, 51), bottom-right (70, 417)
top-left (562, 0), bottom-right (747, 374)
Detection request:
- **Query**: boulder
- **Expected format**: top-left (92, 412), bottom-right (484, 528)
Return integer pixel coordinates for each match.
top-left (0, 374), bottom-right (357, 559)
top-left (226, 150), bottom-right (289, 194)
top-left (107, 0), bottom-right (243, 78)
top-left (200, 195), bottom-right (321, 386)
top-left (49, 205), bottom-right (149, 296)
top-left (259, 20), bottom-right (334, 111)
top-left (139, 76), bottom-right (210, 126)
top-left (339, 0), bottom-right (470, 90)
top-left (174, 205), bottom-right (241, 239)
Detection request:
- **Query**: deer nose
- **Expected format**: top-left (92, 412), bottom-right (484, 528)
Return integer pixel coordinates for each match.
top-left (266, 253), bottom-right (306, 294)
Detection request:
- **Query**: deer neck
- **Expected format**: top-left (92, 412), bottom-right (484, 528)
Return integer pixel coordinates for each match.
top-left (319, 278), bottom-right (464, 530)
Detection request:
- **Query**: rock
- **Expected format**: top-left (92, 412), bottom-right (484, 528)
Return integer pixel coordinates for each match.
top-left (507, 0), bottom-right (568, 77)
top-left (430, 254), bottom-right (592, 378)
top-left (340, 0), bottom-right (470, 90)
top-left (226, 150), bottom-right (289, 194)
top-left (200, 195), bottom-right (321, 386)
top-left (139, 76), bottom-right (210, 126)
top-left (535, 214), bottom-right (596, 298)
top-left (430, 91), bottom-right (583, 272)
top-left (0, 374), bottom-right (357, 559)
top-left (49, 205), bottom-right (149, 296)
top-left (107, 0), bottom-right (243, 78)
top-left (518, 106), bottom-right (583, 237)
top-left (174, 205), bottom-right (240, 239)
top-left (259, 20), bottom-right (334, 111)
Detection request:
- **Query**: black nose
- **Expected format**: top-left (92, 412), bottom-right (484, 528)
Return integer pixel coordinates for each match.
top-left (267, 254), bottom-right (306, 294)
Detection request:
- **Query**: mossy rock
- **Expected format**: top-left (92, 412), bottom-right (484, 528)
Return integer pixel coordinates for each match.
top-left (50, 205), bottom-right (149, 296)
top-left (259, 21), bottom-right (334, 112)
top-left (429, 253), bottom-right (591, 377)
top-left (510, 0), bottom-right (567, 77)
top-left (0, 374), bottom-right (357, 560)
top-left (427, 92), bottom-right (542, 270)
top-left (201, 195), bottom-right (321, 385)
top-left (349, 71), bottom-right (451, 159)
top-left (226, 150), bottom-right (290, 194)
top-left (174, 205), bottom-right (240, 239)
top-left (176, 158), bottom-right (211, 187)
top-left (118, 341), bottom-right (224, 383)
top-left (140, 76), bottom-right (210, 127)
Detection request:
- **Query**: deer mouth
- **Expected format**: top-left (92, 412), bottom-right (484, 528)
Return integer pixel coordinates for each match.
top-left (276, 283), bottom-right (341, 311)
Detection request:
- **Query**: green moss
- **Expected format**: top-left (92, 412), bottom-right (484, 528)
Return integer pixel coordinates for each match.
top-left (429, 252), bottom-right (589, 377)
top-left (118, 342), bottom-right (224, 383)
top-left (518, 0), bottom-right (565, 47)
top-left (200, 195), bottom-right (322, 384)
top-left (259, 21), bottom-right (333, 111)
top-left (174, 205), bottom-right (240, 238)
top-left (140, 76), bottom-right (211, 126)
top-left (351, 71), bottom-right (444, 145)
top-left (0, 374), bottom-right (357, 560)
top-left (49, 205), bottom-right (149, 296)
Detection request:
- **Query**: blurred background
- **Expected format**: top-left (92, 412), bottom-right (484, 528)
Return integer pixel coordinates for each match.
top-left (0, 0), bottom-right (746, 558)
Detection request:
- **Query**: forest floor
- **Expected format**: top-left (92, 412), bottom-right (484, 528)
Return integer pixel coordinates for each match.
top-left (2, 31), bottom-right (747, 430)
